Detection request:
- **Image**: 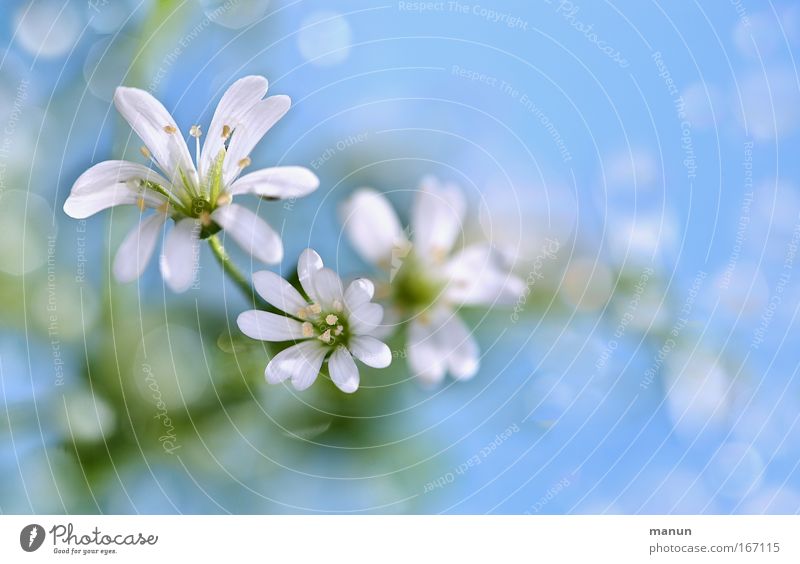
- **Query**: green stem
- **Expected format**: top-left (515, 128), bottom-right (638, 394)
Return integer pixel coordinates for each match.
top-left (208, 234), bottom-right (267, 310)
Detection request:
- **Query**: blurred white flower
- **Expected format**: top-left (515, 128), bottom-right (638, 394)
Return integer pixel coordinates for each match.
top-left (64, 75), bottom-right (319, 292)
top-left (341, 176), bottom-right (523, 385)
top-left (237, 249), bottom-right (392, 393)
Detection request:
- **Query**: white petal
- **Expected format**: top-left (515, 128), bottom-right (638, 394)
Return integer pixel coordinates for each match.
top-left (444, 244), bottom-right (525, 306)
top-left (297, 248), bottom-right (324, 302)
top-left (438, 313), bottom-right (480, 380)
top-left (328, 347), bottom-right (360, 393)
top-left (223, 95), bottom-right (291, 185)
top-left (369, 305), bottom-right (400, 340)
top-left (265, 340), bottom-right (327, 389)
top-left (340, 188), bottom-right (407, 267)
top-left (495, 272), bottom-right (525, 304)
top-left (252, 270), bottom-right (308, 315)
top-left (407, 318), bottom-right (446, 385)
top-left (348, 336), bottom-right (392, 369)
top-left (64, 160), bottom-right (168, 219)
top-left (237, 310), bottom-right (307, 341)
top-left (211, 203), bottom-right (282, 264)
top-left (112, 212), bottom-right (166, 283)
top-left (349, 302), bottom-right (384, 335)
top-left (310, 268), bottom-right (344, 310)
top-left (200, 75), bottom-right (269, 179)
top-left (159, 218), bottom-right (200, 293)
top-left (343, 278), bottom-right (375, 312)
top-left (229, 166), bottom-right (319, 198)
top-left (113, 87), bottom-right (197, 185)
top-left (411, 175), bottom-right (465, 262)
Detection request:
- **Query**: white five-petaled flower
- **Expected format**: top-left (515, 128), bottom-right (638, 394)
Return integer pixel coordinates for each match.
top-left (237, 249), bottom-right (392, 393)
top-left (63, 75), bottom-right (319, 292)
top-left (341, 176), bottom-right (524, 385)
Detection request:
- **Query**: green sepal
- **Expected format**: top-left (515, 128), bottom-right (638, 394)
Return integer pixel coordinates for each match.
top-left (207, 148), bottom-right (226, 205)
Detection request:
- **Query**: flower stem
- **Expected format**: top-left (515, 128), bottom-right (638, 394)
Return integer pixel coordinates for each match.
top-left (208, 235), bottom-right (268, 309)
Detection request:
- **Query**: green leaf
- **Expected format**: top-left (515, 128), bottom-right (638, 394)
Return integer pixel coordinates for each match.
top-left (216, 330), bottom-right (258, 354)
top-left (280, 420), bottom-right (332, 441)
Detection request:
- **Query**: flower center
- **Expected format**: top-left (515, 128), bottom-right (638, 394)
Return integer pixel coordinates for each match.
top-left (186, 196), bottom-right (220, 238)
top-left (391, 253), bottom-right (444, 312)
top-left (299, 303), bottom-right (350, 347)
top-left (191, 196), bottom-right (212, 216)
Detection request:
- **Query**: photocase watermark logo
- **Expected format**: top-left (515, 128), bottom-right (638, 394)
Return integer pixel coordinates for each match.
top-left (18, 523), bottom-right (159, 556)
top-left (20, 524), bottom-right (45, 552)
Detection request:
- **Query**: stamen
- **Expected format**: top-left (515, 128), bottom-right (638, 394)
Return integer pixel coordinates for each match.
top-left (221, 124), bottom-right (231, 140)
top-left (216, 192), bottom-right (231, 206)
top-left (302, 322), bottom-right (314, 338)
top-left (136, 197), bottom-right (146, 212)
top-left (163, 125), bottom-right (177, 134)
top-left (318, 329), bottom-right (332, 344)
top-left (199, 211), bottom-right (212, 227)
top-left (238, 156), bottom-right (251, 169)
top-left (189, 125), bottom-right (202, 165)
top-left (140, 146), bottom-right (152, 159)
top-left (297, 307), bottom-right (308, 320)
top-left (325, 314), bottom-right (338, 326)
top-left (308, 303), bottom-right (322, 315)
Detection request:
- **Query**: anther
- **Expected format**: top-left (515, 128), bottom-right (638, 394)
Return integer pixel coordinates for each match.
top-left (216, 192), bottom-right (231, 206)
top-left (221, 124), bottom-right (231, 139)
top-left (140, 146), bottom-right (152, 159)
top-left (297, 307), bottom-right (308, 320)
top-left (163, 125), bottom-right (177, 134)
top-left (334, 325), bottom-right (343, 336)
top-left (332, 300), bottom-right (343, 312)
top-left (309, 303), bottom-right (322, 315)
top-left (302, 322), bottom-right (314, 338)
top-left (318, 329), bottom-right (332, 344)
top-left (136, 197), bottom-right (146, 212)
top-left (189, 125), bottom-right (202, 165)
top-left (238, 157), bottom-right (251, 169)
top-left (325, 314), bottom-right (338, 326)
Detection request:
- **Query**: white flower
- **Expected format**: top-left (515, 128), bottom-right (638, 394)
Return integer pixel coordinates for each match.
top-left (340, 175), bottom-right (523, 385)
top-left (237, 249), bottom-right (392, 393)
top-left (63, 75), bottom-right (319, 292)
